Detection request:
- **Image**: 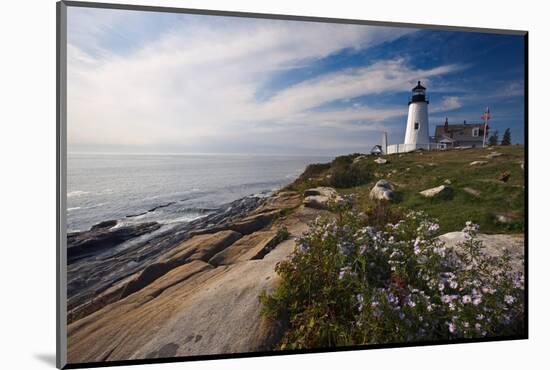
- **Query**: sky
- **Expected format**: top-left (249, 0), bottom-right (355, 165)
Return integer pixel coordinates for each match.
top-left (67, 7), bottom-right (525, 156)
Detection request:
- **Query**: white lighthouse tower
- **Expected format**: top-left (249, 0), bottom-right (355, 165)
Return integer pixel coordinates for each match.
top-left (403, 81), bottom-right (430, 150)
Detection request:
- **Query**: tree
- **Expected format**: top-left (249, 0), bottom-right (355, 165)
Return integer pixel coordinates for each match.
top-left (488, 130), bottom-right (499, 146)
top-left (501, 128), bottom-right (512, 146)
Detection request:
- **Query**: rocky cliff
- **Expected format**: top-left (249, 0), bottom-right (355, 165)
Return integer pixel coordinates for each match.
top-left (67, 190), bottom-right (322, 363)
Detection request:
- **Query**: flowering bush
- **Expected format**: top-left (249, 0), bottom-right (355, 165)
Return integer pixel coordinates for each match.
top-left (260, 206), bottom-right (524, 350)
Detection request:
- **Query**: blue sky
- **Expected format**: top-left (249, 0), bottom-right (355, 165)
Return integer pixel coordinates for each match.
top-left (67, 7), bottom-right (525, 155)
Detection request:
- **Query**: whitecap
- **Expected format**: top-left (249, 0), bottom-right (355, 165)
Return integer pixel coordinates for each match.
top-left (67, 207), bottom-right (81, 212)
top-left (68, 190), bottom-right (90, 198)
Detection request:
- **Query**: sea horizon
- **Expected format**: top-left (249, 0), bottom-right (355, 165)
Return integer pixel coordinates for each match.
top-left (67, 152), bottom-right (333, 232)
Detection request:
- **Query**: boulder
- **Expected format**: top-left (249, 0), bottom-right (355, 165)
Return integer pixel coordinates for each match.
top-left (374, 157), bottom-right (387, 164)
top-left (251, 191), bottom-right (301, 214)
top-left (469, 160), bottom-right (488, 166)
top-left (444, 179), bottom-right (452, 185)
top-left (303, 186), bottom-right (338, 197)
top-left (439, 232), bottom-right (524, 272)
top-left (486, 152), bottom-right (503, 159)
top-left (353, 155), bottom-right (368, 164)
top-left (369, 179), bottom-right (395, 201)
top-left (419, 185), bottom-right (449, 198)
top-left (303, 187), bottom-right (343, 210)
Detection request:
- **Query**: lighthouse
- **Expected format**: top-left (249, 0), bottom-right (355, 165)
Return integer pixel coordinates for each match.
top-left (403, 81), bottom-right (430, 149)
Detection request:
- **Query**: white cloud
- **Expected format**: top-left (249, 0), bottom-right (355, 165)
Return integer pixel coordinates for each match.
top-left (438, 96), bottom-right (463, 111)
top-left (67, 10), bottom-right (461, 154)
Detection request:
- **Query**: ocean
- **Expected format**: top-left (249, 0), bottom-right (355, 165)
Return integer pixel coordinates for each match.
top-left (67, 153), bottom-right (332, 232)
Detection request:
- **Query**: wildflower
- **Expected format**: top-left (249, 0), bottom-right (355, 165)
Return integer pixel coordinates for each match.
top-left (387, 292), bottom-right (398, 305)
top-left (356, 294), bottom-right (365, 311)
top-left (475, 323), bottom-right (482, 331)
top-left (462, 295), bottom-right (472, 304)
top-left (428, 222), bottom-right (440, 234)
top-left (338, 242), bottom-right (354, 256)
top-left (463, 221), bottom-right (480, 234)
top-left (504, 295), bottom-right (516, 305)
top-left (439, 283), bottom-right (445, 291)
top-left (476, 314), bottom-right (484, 320)
top-left (449, 280), bottom-right (458, 289)
top-left (297, 243), bottom-right (309, 254)
top-left (473, 296), bottom-right (482, 306)
top-left (448, 322), bottom-right (456, 333)
top-left (339, 266), bottom-right (351, 280)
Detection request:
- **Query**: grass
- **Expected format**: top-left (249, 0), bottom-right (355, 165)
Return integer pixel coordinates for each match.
top-left (286, 145), bottom-right (525, 234)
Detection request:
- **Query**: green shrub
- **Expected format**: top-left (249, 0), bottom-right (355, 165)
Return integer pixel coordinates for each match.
top-left (329, 156), bottom-right (371, 188)
top-left (260, 207), bottom-right (524, 350)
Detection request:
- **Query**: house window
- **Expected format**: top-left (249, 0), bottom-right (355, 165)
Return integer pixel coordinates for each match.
top-left (472, 128), bottom-right (480, 137)
top-left (414, 122), bottom-right (419, 130)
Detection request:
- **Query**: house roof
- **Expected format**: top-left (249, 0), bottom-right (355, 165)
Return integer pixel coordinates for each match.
top-left (370, 145), bottom-right (383, 153)
top-left (434, 122), bottom-right (485, 142)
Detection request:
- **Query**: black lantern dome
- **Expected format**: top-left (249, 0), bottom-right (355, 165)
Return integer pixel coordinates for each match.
top-left (409, 81), bottom-right (429, 105)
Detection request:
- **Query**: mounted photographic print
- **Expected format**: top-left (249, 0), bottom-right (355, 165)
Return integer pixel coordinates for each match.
top-left (56, 1), bottom-right (528, 368)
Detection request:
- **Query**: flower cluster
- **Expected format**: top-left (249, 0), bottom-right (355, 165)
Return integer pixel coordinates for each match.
top-left (260, 207), bottom-right (524, 350)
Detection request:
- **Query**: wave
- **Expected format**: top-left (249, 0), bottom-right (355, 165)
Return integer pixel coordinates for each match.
top-left (67, 207), bottom-right (81, 212)
top-left (68, 190), bottom-right (90, 198)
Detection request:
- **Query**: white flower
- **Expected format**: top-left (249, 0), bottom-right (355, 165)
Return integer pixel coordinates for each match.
top-left (462, 295), bottom-right (472, 304)
top-left (449, 280), bottom-right (458, 289)
top-left (476, 314), bottom-right (484, 320)
top-left (356, 294), bottom-right (365, 311)
top-left (428, 222), bottom-right (440, 234)
top-left (504, 295), bottom-right (516, 305)
top-left (473, 296), bottom-right (482, 306)
top-left (338, 266), bottom-right (351, 280)
top-left (413, 238), bottom-right (421, 255)
top-left (463, 221), bottom-right (480, 234)
top-left (439, 283), bottom-right (445, 291)
top-left (448, 322), bottom-right (456, 333)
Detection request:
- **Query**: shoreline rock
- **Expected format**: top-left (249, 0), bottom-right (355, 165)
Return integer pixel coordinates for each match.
top-left (67, 191), bottom-right (325, 363)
